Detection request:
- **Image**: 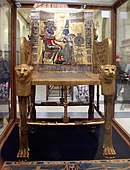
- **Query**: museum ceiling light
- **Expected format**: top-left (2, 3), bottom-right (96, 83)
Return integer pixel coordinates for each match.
top-left (15, 2), bottom-right (21, 8)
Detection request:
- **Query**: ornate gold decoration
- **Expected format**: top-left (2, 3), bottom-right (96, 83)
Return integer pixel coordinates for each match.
top-left (16, 31), bottom-right (117, 159)
top-left (93, 37), bottom-right (116, 158)
top-left (15, 64), bottom-right (33, 160)
top-left (99, 64), bottom-right (116, 158)
top-left (15, 64), bottom-right (33, 96)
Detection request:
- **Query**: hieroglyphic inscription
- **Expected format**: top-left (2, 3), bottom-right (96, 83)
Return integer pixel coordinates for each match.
top-left (84, 12), bottom-right (93, 49)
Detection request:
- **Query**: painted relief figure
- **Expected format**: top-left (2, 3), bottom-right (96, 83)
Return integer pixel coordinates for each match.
top-left (62, 28), bottom-right (75, 65)
top-left (40, 21), bottom-right (76, 65)
top-left (40, 21), bottom-right (64, 64)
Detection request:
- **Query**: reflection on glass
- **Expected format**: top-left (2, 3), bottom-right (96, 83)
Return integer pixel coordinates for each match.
top-left (0, 0), bottom-right (11, 132)
top-left (116, 1), bottom-right (130, 135)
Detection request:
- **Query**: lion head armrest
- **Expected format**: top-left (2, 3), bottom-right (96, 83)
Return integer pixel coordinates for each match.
top-left (15, 64), bottom-right (33, 96)
top-left (99, 64), bottom-right (116, 95)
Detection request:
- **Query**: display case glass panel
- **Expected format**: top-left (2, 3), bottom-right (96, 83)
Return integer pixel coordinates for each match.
top-left (0, 0), bottom-right (12, 134)
top-left (115, 1), bottom-right (130, 135)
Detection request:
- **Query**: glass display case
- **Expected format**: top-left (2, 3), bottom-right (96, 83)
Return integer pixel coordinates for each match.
top-left (0, 0), bottom-right (130, 166)
top-left (14, 0), bottom-right (129, 157)
top-left (114, 0), bottom-right (130, 144)
top-left (0, 0), bottom-right (13, 141)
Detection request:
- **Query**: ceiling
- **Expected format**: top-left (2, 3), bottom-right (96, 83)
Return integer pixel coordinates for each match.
top-left (16, 0), bottom-right (123, 24)
top-left (15, 0), bottom-right (118, 6)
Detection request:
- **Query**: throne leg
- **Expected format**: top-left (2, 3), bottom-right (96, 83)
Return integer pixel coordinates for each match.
top-left (17, 96), bottom-right (29, 161)
top-left (103, 95), bottom-right (116, 158)
top-left (88, 85), bottom-right (96, 132)
top-left (63, 86), bottom-right (69, 123)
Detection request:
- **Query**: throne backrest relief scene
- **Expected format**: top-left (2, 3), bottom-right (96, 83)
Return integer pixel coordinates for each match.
top-left (20, 8), bottom-right (114, 75)
top-left (26, 9), bottom-right (94, 72)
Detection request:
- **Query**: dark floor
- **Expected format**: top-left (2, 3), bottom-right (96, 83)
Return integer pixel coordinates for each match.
top-left (1, 124), bottom-right (130, 162)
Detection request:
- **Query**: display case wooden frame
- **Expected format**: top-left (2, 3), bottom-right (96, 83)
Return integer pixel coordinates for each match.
top-left (1, 0), bottom-right (129, 164)
top-left (0, 0), bottom-right (17, 150)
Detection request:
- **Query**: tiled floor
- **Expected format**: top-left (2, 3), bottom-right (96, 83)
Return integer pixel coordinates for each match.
top-left (0, 85), bottom-right (130, 136)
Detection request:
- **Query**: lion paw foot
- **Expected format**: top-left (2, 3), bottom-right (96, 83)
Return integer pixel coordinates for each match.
top-left (103, 147), bottom-right (116, 159)
top-left (17, 148), bottom-right (29, 161)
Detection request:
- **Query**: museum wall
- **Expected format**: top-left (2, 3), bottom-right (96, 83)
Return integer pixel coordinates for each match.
top-left (16, 12), bottom-right (30, 64)
top-left (93, 10), bottom-right (111, 41)
top-left (17, 14), bottom-right (29, 39)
